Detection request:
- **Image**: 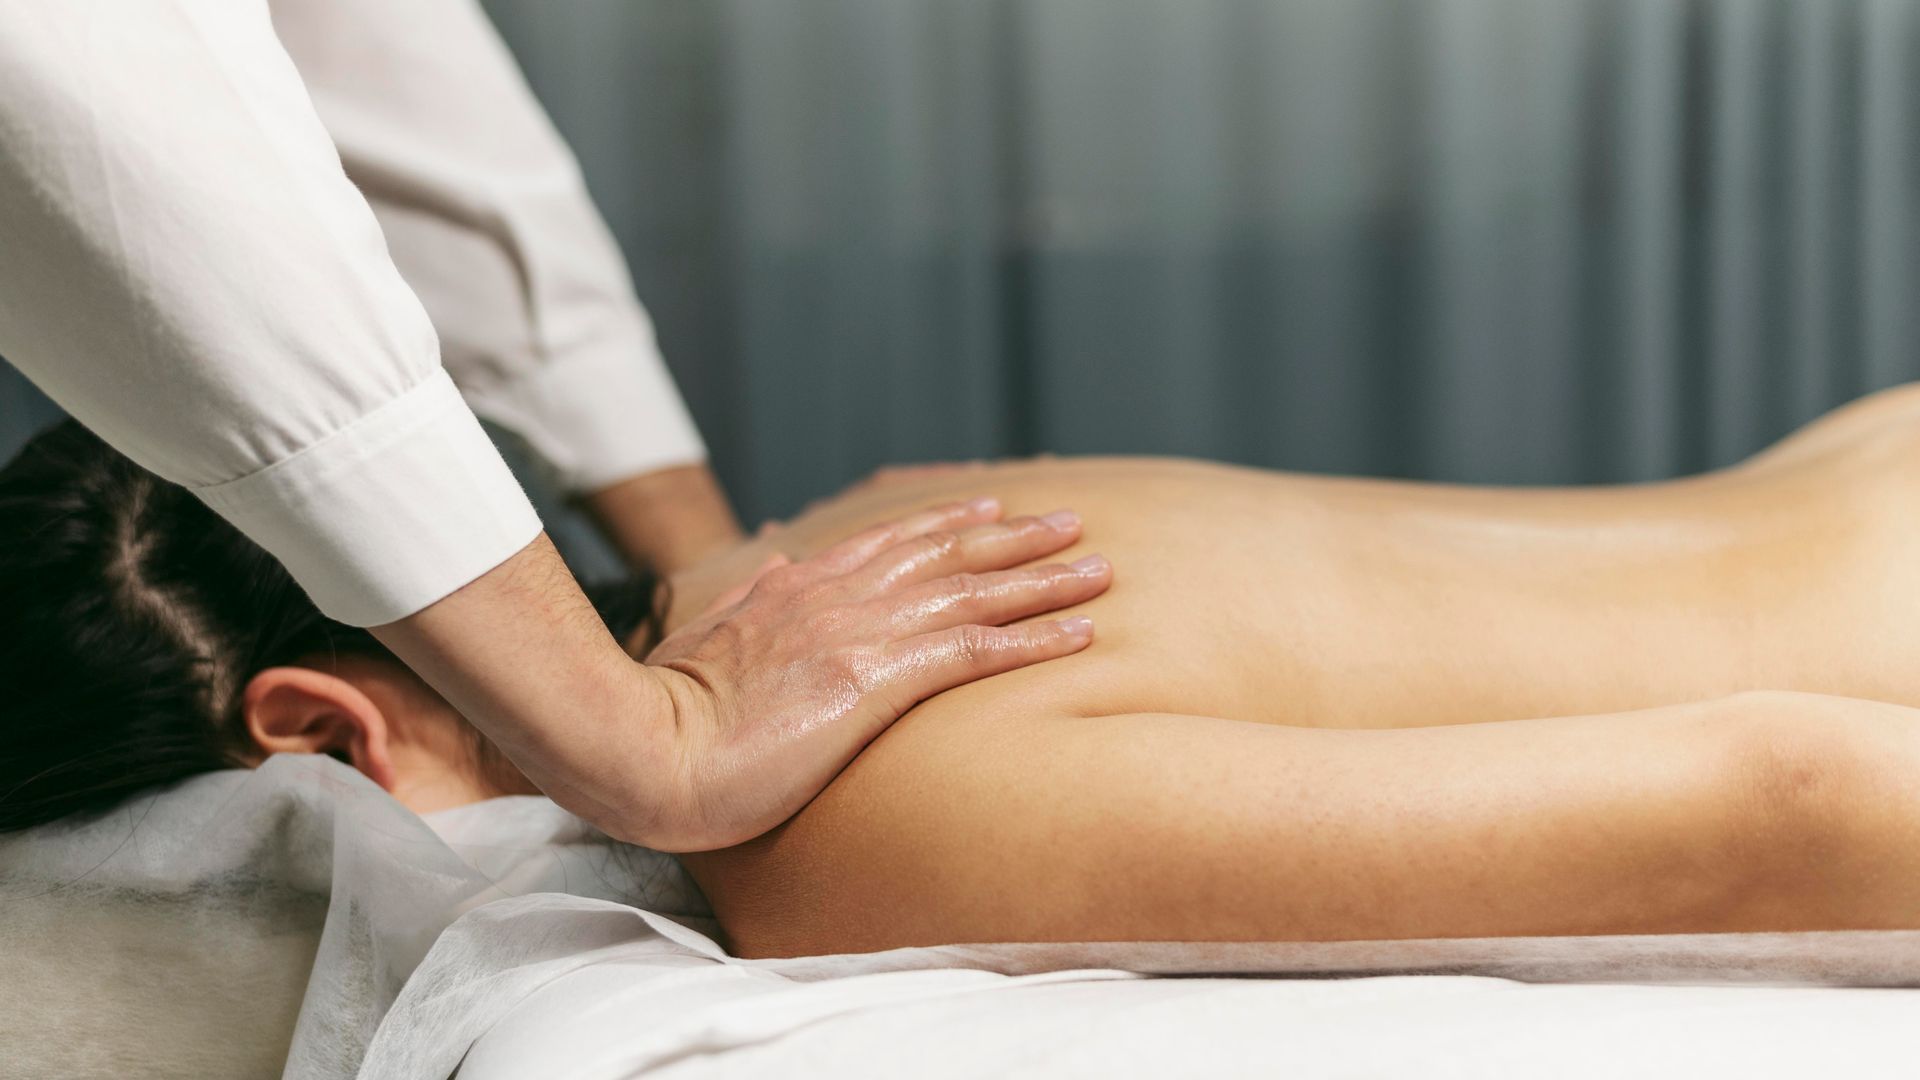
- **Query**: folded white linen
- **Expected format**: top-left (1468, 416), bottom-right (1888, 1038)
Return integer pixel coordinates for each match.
top-left (0, 755), bottom-right (707, 1080)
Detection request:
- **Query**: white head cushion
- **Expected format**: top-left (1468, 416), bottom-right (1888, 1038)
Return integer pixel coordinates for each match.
top-left (0, 754), bottom-right (708, 1079)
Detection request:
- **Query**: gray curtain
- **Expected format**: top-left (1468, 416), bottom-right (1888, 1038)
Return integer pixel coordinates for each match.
top-left (6, 0), bottom-right (1918, 527)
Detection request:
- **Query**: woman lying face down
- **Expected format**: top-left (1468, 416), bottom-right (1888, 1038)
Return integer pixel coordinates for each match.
top-left (12, 387), bottom-right (1920, 960)
top-left (0, 420), bottom-right (662, 825)
top-left (658, 385), bottom-right (1920, 956)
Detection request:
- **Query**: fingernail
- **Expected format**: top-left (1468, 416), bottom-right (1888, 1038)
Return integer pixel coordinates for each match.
top-left (968, 496), bottom-right (1001, 515)
top-left (1069, 554), bottom-right (1108, 574)
top-left (1041, 509), bottom-right (1080, 530)
top-left (1058, 616), bottom-right (1094, 637)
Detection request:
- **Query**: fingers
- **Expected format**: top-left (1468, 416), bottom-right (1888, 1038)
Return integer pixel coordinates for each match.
top-left (847, 510), bottom-right (1085, 595)
top-left (872, 554), bottom-right (1112, 635)
top-left (877, 617), bottom-right (1098, 702)
top-left (790, 498), bottom-right (1007, 583)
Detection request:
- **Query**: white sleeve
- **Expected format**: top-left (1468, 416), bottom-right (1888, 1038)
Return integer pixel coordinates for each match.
top-left (0, 2), bottom-right (541, 627)
top-left (270, 0), bottom-right (709, 494)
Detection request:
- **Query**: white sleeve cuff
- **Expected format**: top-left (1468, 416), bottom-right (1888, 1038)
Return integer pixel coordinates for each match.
top-left (193, 368), bottom-right (544, 627)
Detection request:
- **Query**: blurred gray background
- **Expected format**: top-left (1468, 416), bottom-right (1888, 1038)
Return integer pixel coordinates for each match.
top-left (4, 0), bottom-right (1918, 530)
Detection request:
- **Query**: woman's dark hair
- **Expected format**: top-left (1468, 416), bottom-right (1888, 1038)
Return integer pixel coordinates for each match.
top-left (0, 419), bottom-right (663, 832)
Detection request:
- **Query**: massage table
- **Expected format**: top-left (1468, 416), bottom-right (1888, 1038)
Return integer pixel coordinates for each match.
top-left (3, 756), bottom-right (1914, 1078)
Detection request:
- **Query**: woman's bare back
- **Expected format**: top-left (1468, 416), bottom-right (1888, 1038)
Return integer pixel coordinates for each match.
top-left (670, 385), bottom-right (1920, 957)
top-left (670, 383), bottom-right (1920, 731)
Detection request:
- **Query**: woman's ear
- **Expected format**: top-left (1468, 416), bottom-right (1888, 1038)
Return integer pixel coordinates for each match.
top-left (241, 666), bottom-right (397, 792)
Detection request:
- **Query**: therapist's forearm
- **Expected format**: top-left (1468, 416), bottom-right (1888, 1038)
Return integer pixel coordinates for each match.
top-left (369, 532), bottom-right (676, 836)
top-left (584, 463), bottom-right (745, 575)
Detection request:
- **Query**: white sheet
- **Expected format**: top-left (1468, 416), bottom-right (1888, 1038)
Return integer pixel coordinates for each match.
top-left (364, 894), bottom-right (1920, 1079)
top-left (456, 967), bottom-right (1919, 1079)
top-left (5, 755), bottom-right (1918, 1079)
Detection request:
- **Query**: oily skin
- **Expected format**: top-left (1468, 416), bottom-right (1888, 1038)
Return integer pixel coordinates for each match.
top-left (671, 384), bottom-right (1920, 957)
top-left (377, 496), bottom-right (1113, 852)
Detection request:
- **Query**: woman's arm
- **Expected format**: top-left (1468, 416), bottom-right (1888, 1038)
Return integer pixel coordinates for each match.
top-left (685, 691), bottom-right (1920, 957)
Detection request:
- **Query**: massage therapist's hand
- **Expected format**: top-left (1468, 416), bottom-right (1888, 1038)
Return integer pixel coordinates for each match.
top-left (639, 497), bottom-right (1112, 851)
top-left (372, 502), bottom-right (1109, 854)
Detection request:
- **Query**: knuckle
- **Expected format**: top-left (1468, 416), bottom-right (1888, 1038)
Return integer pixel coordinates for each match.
top-left (757, 563), bottom-right (807, 592)
top-left (991, 566), bottom-right (1053, 601)
top-left (827, 645), bottom-right (864, 679)
top-left (790, 578), bottom-right (839, 608)
top-left (917, 530), bottom-right (962, 561)
top-left (1001, 515), bottom-right (1042, 537)
top-left (944, 571), bottom-right (987, 597)
top-left (955, 624), bottom-right (996, 666)
top-left (1026, 563), bottom-right (1066, 587)
top-left (690, 619), bottom-right (748, 661)
top-left (842, 528), bottom-right (890, 556)
top-left (1025, 623), bottom-right (1064, 652)
top-left (838, 644), bottom-right (888, 693)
